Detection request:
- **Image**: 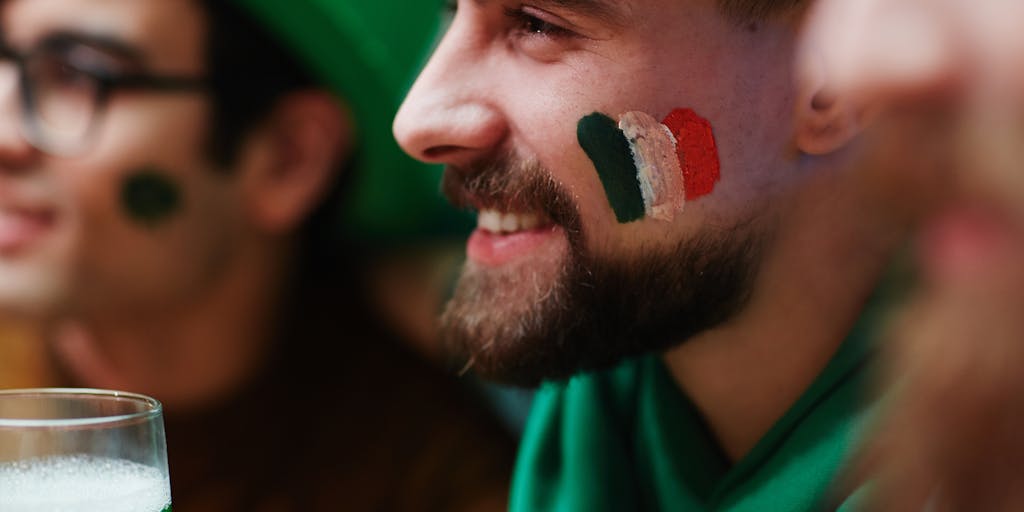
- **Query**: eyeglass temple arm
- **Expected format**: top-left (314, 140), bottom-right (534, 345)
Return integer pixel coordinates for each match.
top-left (103, 73), bottom-right (208, 93)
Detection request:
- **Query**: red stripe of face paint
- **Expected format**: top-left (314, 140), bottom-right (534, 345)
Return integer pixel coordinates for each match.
top-left (662, 109), bottom-right (721, 200)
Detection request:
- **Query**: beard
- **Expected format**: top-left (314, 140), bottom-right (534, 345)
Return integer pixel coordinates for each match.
top-left (441, 154), bottom-right (766, 387)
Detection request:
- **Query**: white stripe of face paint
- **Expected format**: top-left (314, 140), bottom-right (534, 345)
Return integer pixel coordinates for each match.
top-left (618, 111), bottom-right (686, 222)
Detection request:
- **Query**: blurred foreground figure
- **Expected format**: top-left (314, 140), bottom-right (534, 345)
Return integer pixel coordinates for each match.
top-left (804, 0), bottom-right (1024, 509)
top-left (0, 0), bottom-right (513, 510)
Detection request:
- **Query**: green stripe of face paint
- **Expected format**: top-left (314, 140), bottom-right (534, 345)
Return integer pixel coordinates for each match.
top-left (577, 113), bottom-right (644, 223)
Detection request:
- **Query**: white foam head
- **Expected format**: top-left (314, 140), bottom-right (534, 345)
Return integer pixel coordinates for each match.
top-left (0, 455), bottom-right (170, 512)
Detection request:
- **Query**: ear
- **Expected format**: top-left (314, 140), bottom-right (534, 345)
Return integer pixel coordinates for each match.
top-left (794, 51), bottom-right (862, 156)
top-left (237, 91), bottom-right (353, 235)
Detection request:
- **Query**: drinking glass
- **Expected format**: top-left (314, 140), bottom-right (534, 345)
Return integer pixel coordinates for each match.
top-left (0, 388), bottom-right (171, 512)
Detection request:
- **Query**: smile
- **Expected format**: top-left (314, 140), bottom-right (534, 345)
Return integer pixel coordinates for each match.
top-left (476, 209), bottom-right (551, 235)
top-left (468, 208), bottom-right (565, 267)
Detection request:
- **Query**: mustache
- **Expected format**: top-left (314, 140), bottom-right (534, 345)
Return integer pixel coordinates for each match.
top-left (441, 153), bottom-right (581, 233)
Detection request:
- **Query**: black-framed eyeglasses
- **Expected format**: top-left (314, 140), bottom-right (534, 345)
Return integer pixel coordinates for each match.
top-left (0, 36), bottom-right (208, 156)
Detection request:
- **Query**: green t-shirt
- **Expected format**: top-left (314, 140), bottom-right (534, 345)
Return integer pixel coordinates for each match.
top-left (510, 314), bottom-right (881, 511)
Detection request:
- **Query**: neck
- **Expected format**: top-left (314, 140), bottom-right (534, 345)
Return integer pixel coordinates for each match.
top-left (51, 239), bottom-right (294, 413)
top-left (662, 168), bottom-right (905, 462)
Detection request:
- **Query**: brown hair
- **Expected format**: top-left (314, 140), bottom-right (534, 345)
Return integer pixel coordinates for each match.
top-left (719, 0), bottom-right (807, 22)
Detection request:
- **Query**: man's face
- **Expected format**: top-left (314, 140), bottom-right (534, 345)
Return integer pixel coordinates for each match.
top-left (395, 0), bottom-right (807, 385)
top-left (0, 0), bottom-right (242, 317)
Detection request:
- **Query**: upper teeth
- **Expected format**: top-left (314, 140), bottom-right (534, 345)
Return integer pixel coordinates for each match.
top-left (478, 210), bottom-right (541, 234)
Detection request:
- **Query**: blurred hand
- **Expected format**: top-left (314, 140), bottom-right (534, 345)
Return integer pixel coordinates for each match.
top-left (801, 0), bottom-right (1024, 509)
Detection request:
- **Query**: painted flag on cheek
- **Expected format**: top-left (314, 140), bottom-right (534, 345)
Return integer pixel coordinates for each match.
top-left (578, 108), bottom-right (721, 224)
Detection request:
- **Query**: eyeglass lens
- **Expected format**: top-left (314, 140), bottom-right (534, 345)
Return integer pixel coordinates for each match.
top-left (24, 49), bottom-right (102, 152)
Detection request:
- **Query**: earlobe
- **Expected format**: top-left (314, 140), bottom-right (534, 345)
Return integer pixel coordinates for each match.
top-left (795, 87), bottom-right (862, 156)
top-left (242, 92), bottom-right (353, 235)
top-left (794, 46), bottom-right (863, 156)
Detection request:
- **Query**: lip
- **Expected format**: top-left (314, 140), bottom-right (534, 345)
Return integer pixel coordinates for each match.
top-left (0, 207), bottom-right (56, 256)
top-left (467, 225), bottom-right (564, 266)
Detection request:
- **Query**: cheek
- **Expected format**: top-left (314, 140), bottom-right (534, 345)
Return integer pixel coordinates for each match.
top-left (94, 98), bottom-right (210, 163)
top-left (59, 160), bottom-right (236, 305)
top-left (507, 89), bottom-right (615, 223)
top-left (67, 100), bottom-right (210, 224)
top-left (60, 161), bottom-right (189, 246)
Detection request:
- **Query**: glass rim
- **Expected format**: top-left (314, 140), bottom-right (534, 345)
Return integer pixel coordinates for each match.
top-left (0, 388), bottom-right (163, 430)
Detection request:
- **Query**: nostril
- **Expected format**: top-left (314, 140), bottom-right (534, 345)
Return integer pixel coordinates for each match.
top-left (423, 145), bottom-right (464, 160)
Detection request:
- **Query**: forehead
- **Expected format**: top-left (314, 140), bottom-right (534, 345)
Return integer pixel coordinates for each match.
top-left (1, 0), bottom-right (207, 70)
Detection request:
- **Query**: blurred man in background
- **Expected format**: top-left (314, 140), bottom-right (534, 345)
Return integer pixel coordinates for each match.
top-left (0, 0), bottom-right (513, 510)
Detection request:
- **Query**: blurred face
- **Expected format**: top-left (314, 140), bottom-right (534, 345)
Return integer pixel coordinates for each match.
top-left (394, 0), bottom-right (807, 385)
top-left (0, 0), bottom-right (242, 317)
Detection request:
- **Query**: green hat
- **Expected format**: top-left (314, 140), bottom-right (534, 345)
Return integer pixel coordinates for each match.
top-left (230, 0), bottom-right (469, 241)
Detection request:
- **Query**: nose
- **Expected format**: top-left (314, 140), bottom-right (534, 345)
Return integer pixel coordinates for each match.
top-left (0, 65), bottom-right (40, 171)
top-left (393, 14), bottom-right (507, 166)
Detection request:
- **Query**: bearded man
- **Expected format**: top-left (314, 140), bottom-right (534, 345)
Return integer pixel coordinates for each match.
top-left (394, 0), bottom-right (924, 509)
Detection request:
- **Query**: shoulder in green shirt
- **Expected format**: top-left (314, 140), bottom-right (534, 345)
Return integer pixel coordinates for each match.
top-left (510, 309), bottom-right (884, 512)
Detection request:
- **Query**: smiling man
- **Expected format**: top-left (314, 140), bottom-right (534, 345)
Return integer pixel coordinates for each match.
top-left (394, 0), bottom-right (906, 509)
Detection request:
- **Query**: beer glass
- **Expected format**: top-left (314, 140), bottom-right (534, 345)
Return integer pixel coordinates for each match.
top-left (0, 388), bottom-right (171, 512)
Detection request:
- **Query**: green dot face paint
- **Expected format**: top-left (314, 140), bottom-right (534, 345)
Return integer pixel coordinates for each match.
top-left (120, 169), bottom-right (182, 227)
top-left (577, 113), bottom-right (646, 223)
top-left (578, 108), bottom-right (721, 224)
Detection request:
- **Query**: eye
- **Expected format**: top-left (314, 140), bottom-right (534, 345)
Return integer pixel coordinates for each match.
top-left (506, 6), bottom-right (575, 39)
top-left (504, 5), bottom-right (580, 60)
top-left (29, 52), bottom-right (97, 92)
top-left (63, 44), bottom-right (130, 78)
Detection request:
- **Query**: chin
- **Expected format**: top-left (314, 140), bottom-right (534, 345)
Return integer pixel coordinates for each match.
top-left (441, 245), bottom-right (576, 387)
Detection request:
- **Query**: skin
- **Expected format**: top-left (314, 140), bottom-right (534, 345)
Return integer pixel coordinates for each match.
top-left (0, 0), bottom-right (346, 410)
top-left (395, 0), bottom-right (907, 461)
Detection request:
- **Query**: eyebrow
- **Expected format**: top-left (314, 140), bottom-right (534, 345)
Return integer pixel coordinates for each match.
top-left (481, 0), bottom-right (628, 27)
top-left (536, 0), bottom-right (626, 24)
top-left (39, 29), bottom-right (145, 64)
